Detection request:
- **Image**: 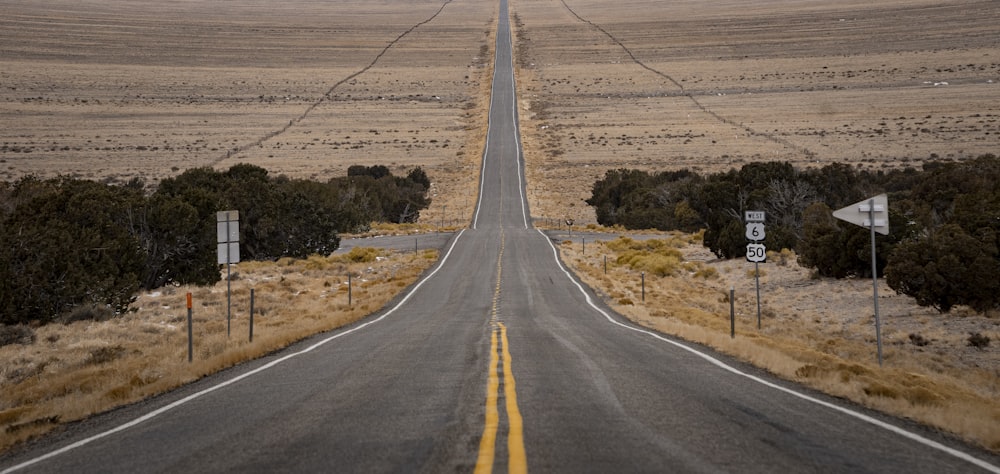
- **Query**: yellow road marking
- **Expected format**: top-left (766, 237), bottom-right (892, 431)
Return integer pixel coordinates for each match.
top-left (475, 329), bottom-right (500, 474)
top-left (500, 322), bottom-right (526, 473)
top-left (475, 228), bottom-right (527, 473)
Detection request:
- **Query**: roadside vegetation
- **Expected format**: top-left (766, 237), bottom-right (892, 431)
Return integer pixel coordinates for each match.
top-left (0, 164), bottom-right (436, 452)
top-left (0, 163), bottom-right (431, 327)
top-left (585, 155), bottom-right (1000, 315)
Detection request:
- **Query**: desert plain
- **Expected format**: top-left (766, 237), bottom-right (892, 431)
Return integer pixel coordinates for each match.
top-left (1, 0), bottom-right (999, 456)
top-left (3, 0), bottom-right (999, 223)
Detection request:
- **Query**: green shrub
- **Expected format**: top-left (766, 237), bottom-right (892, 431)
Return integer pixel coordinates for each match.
top-left (968, 333), bottom-right (991, 350)
top-left (0, 164), bottom-right (430, 326)
top-left (585, 155), bottom-right (1000, 314)
top-left (0, 325), bottom-right (36, 347)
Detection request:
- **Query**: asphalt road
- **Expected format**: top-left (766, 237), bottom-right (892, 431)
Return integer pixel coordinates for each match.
top-left (3, 0), bottom-right (999, 473)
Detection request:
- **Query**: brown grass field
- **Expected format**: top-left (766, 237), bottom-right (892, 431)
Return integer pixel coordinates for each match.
top-left (512, 0), bottom-right (1000, 223)
top-left (1, 0), bottom-right (999, 456)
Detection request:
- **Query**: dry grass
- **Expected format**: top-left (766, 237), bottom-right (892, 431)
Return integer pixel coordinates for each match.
top-left (0, 247), bottom-right (438, 453)
top-left (0, 0), bottom-right (496, 229)
top-left (558, 235), bottom-right (1000, 452)
top-left (512, 0), bottom-right (1000, 225)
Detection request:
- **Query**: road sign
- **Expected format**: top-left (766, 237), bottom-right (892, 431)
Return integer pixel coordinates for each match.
top-left (832, 194), bottom-right (888, 366)
top-left (833, 194), bottom-right (888, 235)
top-left (216, 210), bottom-right (240, 338)
top-left (746, 243), bottom-right (766, 263)
top-left (745, 210), bottom-right (765, 223)
top-left (217, 210), bottom-right (240, 264)
top-left (746, 222), bottom-right (765, 241)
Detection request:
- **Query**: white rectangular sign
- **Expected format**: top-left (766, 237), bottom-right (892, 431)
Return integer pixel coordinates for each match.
top-left (745, 211), bottom-right (765, 223)
top-left (217, 221), bottom-right (229, 244)
top-left (216, 210), bottom-right (240, 264)
top-left (217, 242), bottom-right (240, 265)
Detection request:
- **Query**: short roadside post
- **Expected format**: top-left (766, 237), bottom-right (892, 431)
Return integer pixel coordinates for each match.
top-left (730, 287), bottom-right (736, 339)
top-left (641, 271), bottom-right (645, 302)
top-left (186, 292), bottom-right (193, 363)
top-left (834, 194), bottom-right (889, 366)
top-left (249, 288), bottom-right (255, 343)
top-left (745, 211), bottom-right (766, 329)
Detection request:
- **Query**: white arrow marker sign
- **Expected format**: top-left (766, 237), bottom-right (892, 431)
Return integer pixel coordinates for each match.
top-left (833, 194), bottom-right (888, 235)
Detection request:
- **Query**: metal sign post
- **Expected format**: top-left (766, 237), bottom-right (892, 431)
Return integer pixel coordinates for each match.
top-left (217, 210), bottom-right (240, 338)
top-left (745, 211), bottom-right (766, 329)
top-left (834, 194), bottom-right (889, 366)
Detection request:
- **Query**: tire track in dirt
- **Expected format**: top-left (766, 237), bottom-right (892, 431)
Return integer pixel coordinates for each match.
top-left (211, 0), bottom-right (455, 167)
top-left (555, 0), bottom-right (816, 159)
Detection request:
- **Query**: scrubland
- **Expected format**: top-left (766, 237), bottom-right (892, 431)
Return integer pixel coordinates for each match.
top-left (511, 0), bottom-right (1000, 224)
top-left (0, 0), bottom-right (498, 226)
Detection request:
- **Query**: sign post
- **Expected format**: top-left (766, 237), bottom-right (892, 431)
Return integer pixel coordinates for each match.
top-left (834, 194), bottom-right (889, 366)
top-left (187, 292), bottom-right (193, 363)
top-left (217, 210), bottom-right (240, 338)
top-left (745, 211), bottom-right (766, 329)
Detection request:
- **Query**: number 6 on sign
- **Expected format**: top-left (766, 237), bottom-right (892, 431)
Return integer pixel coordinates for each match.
top-left (746, 243), bottom-right (766, 263)
top-left (745, 222), bottom-right (765, 241)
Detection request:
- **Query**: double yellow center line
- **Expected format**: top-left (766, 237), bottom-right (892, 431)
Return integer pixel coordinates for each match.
top-left (475, 230), bottom-right (527, 474)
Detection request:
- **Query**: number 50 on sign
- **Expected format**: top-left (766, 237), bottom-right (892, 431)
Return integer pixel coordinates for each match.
top-left (746, 243), bottom-right (766, 263)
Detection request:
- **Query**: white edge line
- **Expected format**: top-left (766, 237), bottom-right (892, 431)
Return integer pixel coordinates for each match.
top-left (473, 87), bottom-right (490, 231)
top-left (506, 14), bottom-right (528, 230)
top-left (2, 229), bottom-right (468, 474)
top-left (472, 22), bottom-right (499, 231)
top-left (537, 228), bottom-right (1000, 474)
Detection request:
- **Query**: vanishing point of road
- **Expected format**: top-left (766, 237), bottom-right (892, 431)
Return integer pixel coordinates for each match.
top-left (2, 0), bottom-right (999, 472)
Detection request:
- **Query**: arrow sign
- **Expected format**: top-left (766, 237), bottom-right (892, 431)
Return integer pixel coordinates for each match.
top-left (833, 194), bottom-right (889, 235)
top-left (832, 194), bottom-right (888, 365)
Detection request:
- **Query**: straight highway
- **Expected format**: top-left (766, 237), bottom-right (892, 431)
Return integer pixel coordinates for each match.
top-left (2, 0), bottom-right (998, 472)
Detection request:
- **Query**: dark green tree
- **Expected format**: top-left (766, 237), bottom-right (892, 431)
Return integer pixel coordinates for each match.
top-left (0, 178), bottom-right (144, 324)
top-left (886, 224), bottom-right (1000, 313)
